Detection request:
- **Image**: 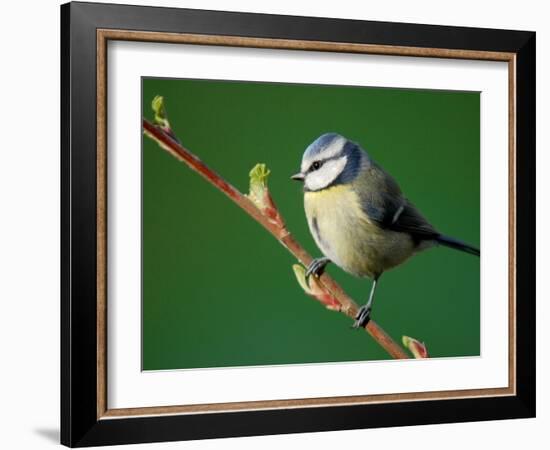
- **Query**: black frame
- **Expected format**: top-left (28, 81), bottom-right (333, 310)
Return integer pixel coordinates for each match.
top-left (61, 1), bottom-right (535, 447)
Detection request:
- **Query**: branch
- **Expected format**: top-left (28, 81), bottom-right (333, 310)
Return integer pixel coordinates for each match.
top-left (143, 97), bottom-right (418, 360)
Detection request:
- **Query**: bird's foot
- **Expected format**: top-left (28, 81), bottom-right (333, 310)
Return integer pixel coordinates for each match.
top-left (305, 257), bottom-right (331, 279)
top-left (352, 305), bottom-right (372, 329)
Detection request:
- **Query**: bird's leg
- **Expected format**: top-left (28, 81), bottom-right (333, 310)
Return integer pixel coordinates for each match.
top-left (352, 278), bottom-right (379, 329)
top-left (305, 257), bottom-right (331, 279)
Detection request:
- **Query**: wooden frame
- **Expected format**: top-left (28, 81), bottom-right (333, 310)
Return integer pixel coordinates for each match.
top-left (61, 1), bottom-right (535, 447)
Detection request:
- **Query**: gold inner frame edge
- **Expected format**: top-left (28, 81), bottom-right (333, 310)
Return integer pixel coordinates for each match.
top-left (96, 29), bottom-right (517, 420)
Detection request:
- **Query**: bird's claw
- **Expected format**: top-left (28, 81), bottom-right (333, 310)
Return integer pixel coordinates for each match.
top-left (305, 257), bottom-right (330, 279)
top-left (352, 305), bottom-right (372, 329)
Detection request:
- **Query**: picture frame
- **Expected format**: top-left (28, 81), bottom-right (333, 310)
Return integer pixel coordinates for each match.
top-left (61, 1), bottom-right (535, 447)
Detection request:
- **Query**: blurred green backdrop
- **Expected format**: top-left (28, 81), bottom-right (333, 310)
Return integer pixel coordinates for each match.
top-left (142, 78), bottom-right (480, 370)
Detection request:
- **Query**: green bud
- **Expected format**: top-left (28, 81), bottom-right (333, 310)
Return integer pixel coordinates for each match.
top-left (151, 95), bottom-right (171, 131)
top-left (247, 163), bottom-right (271, 210)
top-left (402, 335), bottom-right (429, 358)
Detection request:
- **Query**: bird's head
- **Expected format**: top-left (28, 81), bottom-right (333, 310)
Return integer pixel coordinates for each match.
top-left (291, 133), bottom-right (364, 192)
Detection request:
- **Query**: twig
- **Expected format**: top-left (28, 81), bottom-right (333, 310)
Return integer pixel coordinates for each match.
top-left (143, 118), bottom-right (411, 359)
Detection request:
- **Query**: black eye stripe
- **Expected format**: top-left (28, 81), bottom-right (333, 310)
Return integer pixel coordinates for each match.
top-left (309, 159), bottom-right (328, 172)
top-left (308, 155), bottom-right (343, 173)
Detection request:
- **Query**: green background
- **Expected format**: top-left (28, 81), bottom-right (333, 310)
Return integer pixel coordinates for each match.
top-left (142, 78), bottom-right (480, 370)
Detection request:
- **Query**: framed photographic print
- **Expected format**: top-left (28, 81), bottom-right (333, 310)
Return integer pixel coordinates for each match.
top-left (61, 1), bottom-right (535, 447)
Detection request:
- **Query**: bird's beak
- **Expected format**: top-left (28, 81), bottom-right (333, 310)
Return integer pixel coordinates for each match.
top-left (291, 172), bottom-right (305, 182)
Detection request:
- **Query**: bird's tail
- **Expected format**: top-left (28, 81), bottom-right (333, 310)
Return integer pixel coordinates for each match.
top-left (436, 234), bottom-right (480, 257)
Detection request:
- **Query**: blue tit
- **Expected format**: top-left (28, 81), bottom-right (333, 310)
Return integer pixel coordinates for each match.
top-left (291, 133), bottom-right (480, 329)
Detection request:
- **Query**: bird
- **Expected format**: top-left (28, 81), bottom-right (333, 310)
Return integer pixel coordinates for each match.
top-left (291, 133), bottom-right (480, 329)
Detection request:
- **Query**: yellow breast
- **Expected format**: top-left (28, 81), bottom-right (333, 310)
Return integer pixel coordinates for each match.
top-left (304, 185), bottom-right (415, 278)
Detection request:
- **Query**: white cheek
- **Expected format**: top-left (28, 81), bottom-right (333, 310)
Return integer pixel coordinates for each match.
top-left (305, 156), bottom-right (347, 191)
